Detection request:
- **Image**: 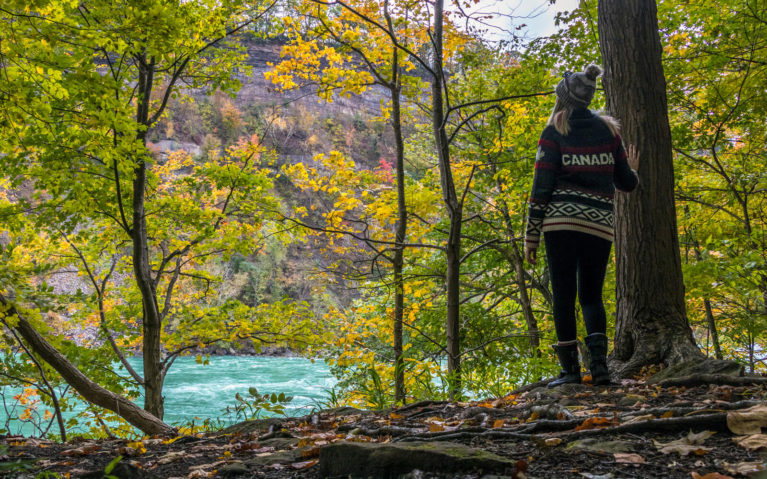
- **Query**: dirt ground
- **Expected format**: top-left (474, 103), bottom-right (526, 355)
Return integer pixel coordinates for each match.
top-left (2, 377), bottom-right (766, 478)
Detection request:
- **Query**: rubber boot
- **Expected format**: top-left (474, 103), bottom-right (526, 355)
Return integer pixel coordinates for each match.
top-left (547, 343), bottom-right (581, 387)
top-left (584, 333), bottom-right (610, 386)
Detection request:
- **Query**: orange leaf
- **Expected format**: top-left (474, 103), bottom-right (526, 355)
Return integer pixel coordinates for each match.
top-left (61, 445), bottom-right (99, 456)
top-left (429, 423), bottom-right (445, 432)
top-left (389, 413), bottom-right (404, 420)
top-left (690, 473), bottom-right (734, 479)
top-left (291, 460), bottom-right (318, 470)
top-left (492, 419), bottom-right (505, 428)
top-left (301, 447), bottom-right (320, 459)
top-left (574, 417), bottom-right (614, 431)
top-left (661, 411), bottom-right (674, 419)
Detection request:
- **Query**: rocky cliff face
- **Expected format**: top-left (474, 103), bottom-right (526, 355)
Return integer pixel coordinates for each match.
top-left (238, 40), bottom-right (387, 117)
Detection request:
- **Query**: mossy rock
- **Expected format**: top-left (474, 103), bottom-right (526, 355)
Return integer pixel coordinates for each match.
top-left (318, 441), bottom-right (515, 478)
top-left (647, 359), bottom-right (743, 384)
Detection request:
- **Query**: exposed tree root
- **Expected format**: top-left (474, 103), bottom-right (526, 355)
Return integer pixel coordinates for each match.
top-left (656, 374), bottom-right (767, 388)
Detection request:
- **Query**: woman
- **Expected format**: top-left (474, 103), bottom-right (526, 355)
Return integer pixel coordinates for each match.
top-left (524, 65), bottom-right (639, 387)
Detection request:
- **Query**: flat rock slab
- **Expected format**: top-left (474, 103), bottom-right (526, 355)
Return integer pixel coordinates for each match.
top-left (647, 359), bottom-right (743, 384)
top-left (318, 441), bottom-right (515, 478)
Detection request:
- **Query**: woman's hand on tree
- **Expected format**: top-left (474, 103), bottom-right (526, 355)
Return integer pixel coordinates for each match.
top-left (627, 144), bottom-right (640, 170)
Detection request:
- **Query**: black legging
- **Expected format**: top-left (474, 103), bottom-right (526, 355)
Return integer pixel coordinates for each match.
top-left (544, 230), bottom-right (612, 342)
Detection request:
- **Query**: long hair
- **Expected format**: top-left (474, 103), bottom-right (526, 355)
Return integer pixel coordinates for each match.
top-left (547, 98), bottom-right (621, 137)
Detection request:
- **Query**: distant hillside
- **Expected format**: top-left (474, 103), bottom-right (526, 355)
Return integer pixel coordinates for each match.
top-left (145, 38), bottom-right (397, 314)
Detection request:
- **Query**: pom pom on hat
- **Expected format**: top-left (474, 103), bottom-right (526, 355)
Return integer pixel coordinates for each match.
top-left (555, 64), bottom-right (601, 109)
top-left (584, 64), bottom-right (602, 81)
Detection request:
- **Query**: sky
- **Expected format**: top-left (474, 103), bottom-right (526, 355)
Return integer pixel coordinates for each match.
top-left (455, 0), bottom-right (581, 42)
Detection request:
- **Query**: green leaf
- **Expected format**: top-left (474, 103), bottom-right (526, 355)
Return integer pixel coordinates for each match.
top-left (104, 455), bottom-right (123, 474)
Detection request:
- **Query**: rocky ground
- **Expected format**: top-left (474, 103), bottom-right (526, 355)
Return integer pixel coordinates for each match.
top-left (2, 364), bottom-right (767, 479)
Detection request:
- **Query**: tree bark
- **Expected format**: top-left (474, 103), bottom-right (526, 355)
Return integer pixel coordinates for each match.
top-left (431, 0), bottom-right (462, 399)
top-left (703, 299), bottom-right (722, 360)
top-left (1, 295), bottom-right (174, 436)
top-left (134, 55), bottom-right (166, 419)
top-left (386, 3), bottom-right (407, 403)
top-left (486, 155), bottom-right (540, 355)
top-left (491, 164), bottom-right (540, 356)
top-left (598, 0), bottom-right (702, 377)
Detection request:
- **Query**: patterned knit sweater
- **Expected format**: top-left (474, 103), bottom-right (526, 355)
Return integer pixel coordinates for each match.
top-left (525, 108), bottom-right (638, 246)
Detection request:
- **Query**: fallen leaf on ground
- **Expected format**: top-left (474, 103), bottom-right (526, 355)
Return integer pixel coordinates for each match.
top-left (187, 470), bottom-right (214, 478)
top-left (690, 473), bottom-right (734, 479)
top-left (157, 451), bottom-right (187, 465)
top-left (492, 419), bottom-right (505, 428)
top-left (61, 444), bottom-right (99, 456)
top-left (544, 437), bottom-right (563, 447)
top-left (291, 460), bottom-right (318, 470)
top-left (575, 417), bottom-right (615, 431)
top-left (727, 404), bottom-right (767, 435)
top-left (722, 461), bottom-right (765, 476)
top-left (622, 414), bottom-right (655, 425)
top-left (661, 411), bottom-right (675, 418)
top-left (389, 412), bottom-right (403, 420)
top-left (687, 431), bottom-right (716, 443)
top-left (654, 431), bottom-right (715, 456)
top-left (614, 453), bottom-right (645, 464)
top-left (732, 434), bottom-right (767, 451)
top-left (301, 446), bottom-right (320, 458)
top-left (429, 423), bottom-right (445, 432)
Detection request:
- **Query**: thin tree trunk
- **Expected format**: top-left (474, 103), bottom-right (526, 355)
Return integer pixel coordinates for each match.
top-left (430, 0), bottom-right (462, 399)
top-left (1, 295), bottom-right (174, 436)
top-left (491, 164), bottom-right (540, 356)
top-left (598, 0), bottom-right (702, 377)
top-left (134, 55), bottom-right (166, 419)
top-left (389, 27), bottom-right (407, 405)
top-left (8, 327), bottom-right (68, 441)
top-left (703, 299), bottom-right (722, 360)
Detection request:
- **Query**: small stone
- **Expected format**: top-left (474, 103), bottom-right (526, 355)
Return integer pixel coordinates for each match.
top-left (218, 462), bottom-right (249, 477)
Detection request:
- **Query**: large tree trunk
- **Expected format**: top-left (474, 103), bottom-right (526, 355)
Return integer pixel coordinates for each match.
top-left (430, 0), bottom-right (462, 399)
top-left (598, 0), bottom-right (702, 377)
top-left (1, 294), bottom-right (174, 436)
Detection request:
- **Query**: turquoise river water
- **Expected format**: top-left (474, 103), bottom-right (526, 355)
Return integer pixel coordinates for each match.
top-left (0, 356), bottom-right (336, 437)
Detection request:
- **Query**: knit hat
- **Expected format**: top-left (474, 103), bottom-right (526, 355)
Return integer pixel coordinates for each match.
top-left (555, 65), bottom-right (601, 109)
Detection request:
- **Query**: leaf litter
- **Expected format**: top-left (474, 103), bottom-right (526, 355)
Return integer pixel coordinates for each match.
top-left (1, 381), bottom-right (766, 478)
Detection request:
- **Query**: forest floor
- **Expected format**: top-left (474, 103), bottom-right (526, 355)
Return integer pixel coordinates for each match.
top-left (2, 375), bottom-right (767, 479)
